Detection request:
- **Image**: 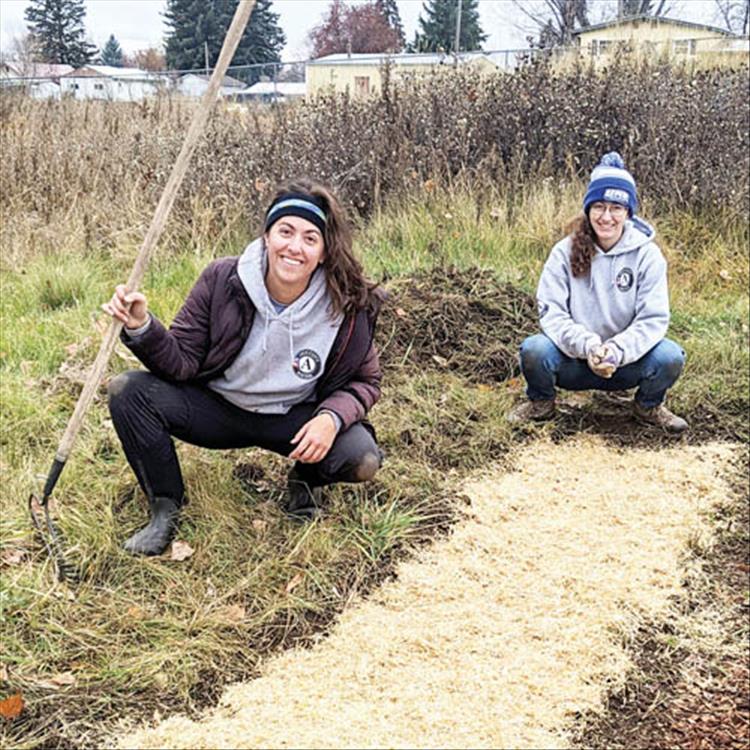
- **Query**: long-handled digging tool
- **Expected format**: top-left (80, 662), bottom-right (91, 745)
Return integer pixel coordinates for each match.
top-left (29, 0), bottom-right (257, 582)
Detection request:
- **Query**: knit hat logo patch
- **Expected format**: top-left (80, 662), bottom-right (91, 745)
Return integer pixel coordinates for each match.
top-left (616, 268), bottom-right (635, 292)
top-left (293, 349), bottom-right (322, 379)
top-left (603, 188), bottom-right (629, 205)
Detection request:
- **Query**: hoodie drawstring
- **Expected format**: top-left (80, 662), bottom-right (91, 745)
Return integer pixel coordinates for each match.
top-left (262, 303), bottom-right (272, 353)
top-left (288, 307), bottom-right (295, 364)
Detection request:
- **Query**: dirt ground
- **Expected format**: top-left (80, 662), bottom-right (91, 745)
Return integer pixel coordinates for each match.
top-left (115, 437), bottom-right (741, 750)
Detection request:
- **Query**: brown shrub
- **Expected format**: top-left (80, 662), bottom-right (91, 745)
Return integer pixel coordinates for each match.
top-left (1, 58), bottom-right (747, 257)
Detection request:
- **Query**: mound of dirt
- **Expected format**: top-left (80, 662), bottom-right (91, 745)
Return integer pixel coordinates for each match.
top-left (377, 266), bottom-right (537, 383)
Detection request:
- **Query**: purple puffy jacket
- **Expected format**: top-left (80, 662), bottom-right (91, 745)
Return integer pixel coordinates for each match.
top-left (121, 256), bottom-right (382, 430)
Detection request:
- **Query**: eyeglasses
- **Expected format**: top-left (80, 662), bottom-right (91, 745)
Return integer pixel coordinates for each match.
top-left (590, 202), bottom-right (628, 218)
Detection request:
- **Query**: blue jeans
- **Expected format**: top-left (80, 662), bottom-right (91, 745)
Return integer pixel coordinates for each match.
top-left (519, 334), bottom-right (685, 408)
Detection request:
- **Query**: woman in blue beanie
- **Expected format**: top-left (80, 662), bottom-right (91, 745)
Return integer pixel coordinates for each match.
top-left (509, 152), bottom-right (688, 432)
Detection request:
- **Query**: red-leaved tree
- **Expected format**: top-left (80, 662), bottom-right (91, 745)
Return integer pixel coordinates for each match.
top-left (309, 0), bottom-right (403, 58)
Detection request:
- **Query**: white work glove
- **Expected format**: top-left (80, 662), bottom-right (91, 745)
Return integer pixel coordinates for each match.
top-left (587, 343), bottom-right (620, 379)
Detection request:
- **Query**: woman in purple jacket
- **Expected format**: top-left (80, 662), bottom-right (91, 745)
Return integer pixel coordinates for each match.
top-left (102, 179), bottom-right (384, 555)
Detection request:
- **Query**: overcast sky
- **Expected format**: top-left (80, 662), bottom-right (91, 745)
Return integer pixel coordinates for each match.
top-left (0, 0), bottom-right (721, 62)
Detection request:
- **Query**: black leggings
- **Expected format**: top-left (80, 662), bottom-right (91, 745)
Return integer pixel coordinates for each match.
top-left (108, 370), bottom-right (382, 502)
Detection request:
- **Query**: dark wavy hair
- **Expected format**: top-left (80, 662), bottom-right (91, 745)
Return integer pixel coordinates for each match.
top-left (565, 212), bottom-right (598, 278)
top-left (262, 178), bottom-right (382, 317)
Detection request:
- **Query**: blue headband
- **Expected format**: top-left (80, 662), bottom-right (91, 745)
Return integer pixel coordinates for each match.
top-left (265, 193), bottom-right (328, 235)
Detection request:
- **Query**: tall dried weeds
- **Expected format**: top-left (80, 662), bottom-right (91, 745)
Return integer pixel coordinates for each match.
top-left (0, 57), bottom-right (747, 265)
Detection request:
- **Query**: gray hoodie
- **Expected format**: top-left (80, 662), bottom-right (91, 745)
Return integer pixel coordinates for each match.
top-left (537, 217), bottom-right (669, 365)
top-left (208, 239), bottom-right (344, 413)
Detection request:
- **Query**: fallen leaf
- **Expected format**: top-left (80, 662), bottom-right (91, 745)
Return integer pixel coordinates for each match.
top-left (126, 605), bottom-right (145, 620)
top-left (477, 384), bottom-right (493, 392)
top-left (153, 672), bottom-right (168, 689)
top-left (506, 377), bottom-right (523, 390)
top-left (395, 307), bottom-right (408, 318)
top-left (0, 549), bottom-right (25, 566)
top-left (0, 693), bottom-right (24, 720)
top-left (718, 269), bottom-right (732, 281)
top-left (170, 540), bottom-right (194, 562)
top-left (251, 519), bottom-right (267, 532)
top-left (254, 177), bottom-right (268, 193)
top-left (217, 604), bottom-right (246, 623)
top-left (0, 665), bottom-right (8, 682)
top-left (431, 354), bottom-right (449, 367)
top-left (284, 572), bottom-right (304, 594)
top-left (49, 672), bottom-right (76, 687)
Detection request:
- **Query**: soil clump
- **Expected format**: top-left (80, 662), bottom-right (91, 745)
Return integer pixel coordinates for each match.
top-left (377, 266), bottom-right (537, 383)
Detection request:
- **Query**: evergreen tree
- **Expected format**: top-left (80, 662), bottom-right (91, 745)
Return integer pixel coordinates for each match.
top-left (164, 0), bottom-right (285, 83)
top-left (24, 0), bottom-right (96, 66)
top-left (100, 34), bottom-right (124, 66)
top-left (376, 0), bottom-right (405, 47)
top-left (413, 0), bottom-right (487, 53)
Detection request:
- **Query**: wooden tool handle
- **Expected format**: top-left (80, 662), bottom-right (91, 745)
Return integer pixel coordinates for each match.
top-left (52, 0), bottom-right (256, 465)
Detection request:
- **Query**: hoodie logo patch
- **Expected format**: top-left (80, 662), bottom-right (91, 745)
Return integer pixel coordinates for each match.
top-left (616, 267), bottom-right (634, 292)
top-left (538, 300), bottom-right (549, 318)
top-left (293, 349), bottom-right (322, 380)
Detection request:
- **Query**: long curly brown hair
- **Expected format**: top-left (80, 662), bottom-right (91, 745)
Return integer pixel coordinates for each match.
top-left (566, 212), bottom-right (598, 278)
top-left (262, 178), bottom-right (382, 317)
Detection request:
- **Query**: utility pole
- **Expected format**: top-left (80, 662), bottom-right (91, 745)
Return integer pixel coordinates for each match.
top-left (454, 0), bottom-right (462, 66)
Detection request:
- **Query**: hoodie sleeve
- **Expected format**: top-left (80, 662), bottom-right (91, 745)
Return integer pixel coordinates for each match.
top-left (607, 244), bottom-right (669, 366)
top-left (537, 243), bottom-right (602, 359)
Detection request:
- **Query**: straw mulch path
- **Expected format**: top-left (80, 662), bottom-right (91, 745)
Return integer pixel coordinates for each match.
top-left (118, 437), bottom-right (736, 750)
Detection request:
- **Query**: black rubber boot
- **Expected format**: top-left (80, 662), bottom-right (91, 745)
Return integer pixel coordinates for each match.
top-left (123, 496), bottom-right (181, 556)
top-left (285, 469), bottom-right (323, 522)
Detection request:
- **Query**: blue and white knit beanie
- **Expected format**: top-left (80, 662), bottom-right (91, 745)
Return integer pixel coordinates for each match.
top-left (583, 152), bottom-right (638, 217)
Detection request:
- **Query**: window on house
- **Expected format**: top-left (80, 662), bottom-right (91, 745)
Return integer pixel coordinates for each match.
top-left (591, 40), bottom-right (613, 56)
top-left (673, 39), bottom-right (697, 55)
top-left (354, 76), bottom-right (370, 96)
top-left (94, 83), bottom-right (104, 90)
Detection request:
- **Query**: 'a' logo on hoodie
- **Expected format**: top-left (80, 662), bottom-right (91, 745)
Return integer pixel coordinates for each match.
top-left (616, 268), bottom-right (634, 292)
top-left (293, 349), bottom-right (322, 379)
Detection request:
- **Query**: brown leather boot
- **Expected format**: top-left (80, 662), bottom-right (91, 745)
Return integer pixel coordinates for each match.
top-left (633, 401), bottom-right (689, 433)
top-left (507, 399), bottom-right (556, 424)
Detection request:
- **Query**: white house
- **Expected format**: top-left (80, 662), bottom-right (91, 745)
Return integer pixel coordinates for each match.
top-left (0, 61), bottom-right (72, 98)
top-left (175, 72), bottom-right (247, 98)
top-left (238, 80), bottom-right (306, 103)
top-left (61, 65), bottom-right (167, 101)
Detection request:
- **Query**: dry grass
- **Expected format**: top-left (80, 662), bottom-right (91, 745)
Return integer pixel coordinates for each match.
top-left (1, 57), bottom-right (747, 271)
top-left (115, 437), bottom-right (737, 749)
